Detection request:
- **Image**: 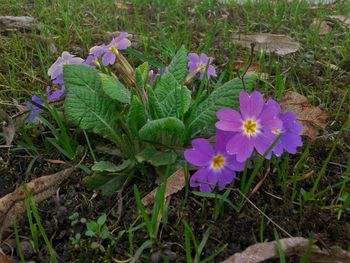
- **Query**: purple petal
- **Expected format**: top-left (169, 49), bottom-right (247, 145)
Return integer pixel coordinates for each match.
top-left (207, 65), bottom-right (217, 77)
top-left (216, 120), bottom-right (242, 132)
top-left (225, 155), bottom-right (245, 171)
top-left (226, 133), bottom-right (254, 162)
top-left (253, 132), bottom-right (276, 159)
top-left (192, 138), bottom-right (214, 156)
top-left (188, 63), bottom-right (197, 73)
top-left (116, 38), bottom-right (131, 50)
top-left (218, 167), bottom-right (236, 190)
top-left (188, 53), bottom-right (199, 65)
top-left (215, 130), bottom-right (234, 153)
top-left (216, 108), bottom-right (242, 122)
top-left (199, 53), bottom-right (209, 65)
top-left (102, 52), bottom-right (116, 66)
top-left (190, 167), bottom-right (214, 192)
top-left (261, 117), bottom-right (282, 131)
top-left (184, 138), bottom-right (213, 166)
top-left (240, 91), bottom-right (264, 120)
top-left (281, 133), bottom-right (302, 154)
top-left (90, 45), bottom-right (106, 57)
top-left (259, 101), bottom-right (280, 122)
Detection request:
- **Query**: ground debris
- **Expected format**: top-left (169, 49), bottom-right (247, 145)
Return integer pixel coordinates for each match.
top-left (220, 237), bottom-right (350, 263)
top-left (232, 33), bottom-right (300, 56)
top-left (280, 91), bottom-right (328, 140)
top-left (141, 168), bottom-right (185, 206)
top-left (0, 167), bottom-right (75, 237)
top-left (0, 16), bottom-right (36, 32)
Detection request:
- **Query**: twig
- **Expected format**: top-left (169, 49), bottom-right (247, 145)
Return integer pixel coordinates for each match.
top-left (236, 42), bottom-right (256, 90)
top-left (235, 189), bottom-right (293, 238)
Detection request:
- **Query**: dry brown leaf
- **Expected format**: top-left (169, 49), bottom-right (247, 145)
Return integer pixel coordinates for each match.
top-left (0, 252), bottom-right (13, 263)
top-left (0, 16), bottom-right (36, 32)
top-left (232, 33), bottom-right (300, 56)
top-left (233, 61), bottom-right (260, 76)
top-left (0, 110), bottom-right (15, 146)
top-left (280, 91), bottom-right (328, 140)
top-left (0, 167), bottom-right (75, 236)
top-left (220, 237), bottom-right (350, 263)
top-left (328, 15), bottom-right (350, 27)
top-left (311, 19), bottom-right (332, 35)
top-left (142, 168), bottom-right (185, 206)
top-left (114, 1), bottom-right (135, 10)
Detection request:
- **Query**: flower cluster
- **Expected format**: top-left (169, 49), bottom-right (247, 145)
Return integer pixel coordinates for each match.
top-left (26, 32), bottom-right (132, 122)
top-left (188, 53), bottom-right (217, 80)
top-left (185, 91), bottom-right (302, 192)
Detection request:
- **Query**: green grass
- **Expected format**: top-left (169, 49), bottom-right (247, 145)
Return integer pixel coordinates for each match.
top-left (1, 0), bottom-right (350, 262)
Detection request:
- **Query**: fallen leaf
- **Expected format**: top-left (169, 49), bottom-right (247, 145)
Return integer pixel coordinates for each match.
top-left (0, 252), bottom-right (13, 263)
top-left (232, 33), bottom-right (300, 56)
top-left (0, 16), bottom-right (36, 32)
top-left (233, 61), bottom-right (260, 76)
top-left (328, 15), bottom-right (350, 27)
top-left (0, 110), bottom-right (15, 146)
top-left (114, 1), bottom-right (135, 10)
top-left (280, 91), bottom-right (328, 140)
top-left (311, 19), bottom-right (332, 35)
top-left (142, 168), bottom-right (185, 206)
top-left (0, 167), bottom-right (75, 236)
top-left (220, 237), bottom-right (350, 263)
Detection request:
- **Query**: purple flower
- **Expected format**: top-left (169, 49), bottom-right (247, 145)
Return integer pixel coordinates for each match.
top-left (215, 91), bottom-right (282, 162)
top-left (265, 99), bottom-right (303, 156)
top-left (84, 44), bottom-right (106, 67)
top-left (46, 85), bottom-right (66, 101)
top-left (26, 86), bottom-right (66, 123)
top-left (148, 67), bottom-right (167, 84)
top-left (102, 32), bottom-right (131, 66)
top-left (26, 95), bottom-right (44, 123)
top-left (184, 130), bottom-right (245, 192)
top-left (48, 51), bottom-right (84, 84)
top-left (188, 53), bottom-right (217, 79)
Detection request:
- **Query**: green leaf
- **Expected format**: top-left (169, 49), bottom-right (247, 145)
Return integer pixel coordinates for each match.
top-left (127, 95), bottom-right (147, 137)
top-left (99, 73), bottom-right (130, 104)
top-left (136, 147), bottom-right (177, 166)
top-left (168, 46), bottom-right (188, 84)
top-left (160, 86), bottom-right (191, 117)
top-left (83, 173), bottom-right (127, 196)
top-left (92, 160), bottom-right (131, 173)
top-left (154, 72), bottom-right (178, 101)
top-left (63, 65), bottom-right (120, 143)
top-left (139, 117), bottom-right (185, 146)
top-left (186, 76), bottom-right (255, 137)
top-left (135, 62), bottom-right (149, 88)
top-left (148, 87), bottom-right (165, 119)
top-left (97, 214), bottom-right (107, 226)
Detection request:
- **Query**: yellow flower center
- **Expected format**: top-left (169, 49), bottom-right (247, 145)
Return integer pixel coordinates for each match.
top-left (272, 129), bottom-right (280, 135)
top-left (92, 59), bottom-right (101, 68)
top-left (243, 119), bottom-right (258, 135)
top-left (211, 154), bottom-right (225, 170)
top-left (197, 63), bottom-right (205, 71)
top-left (110, 45), bottom-right (119, 55)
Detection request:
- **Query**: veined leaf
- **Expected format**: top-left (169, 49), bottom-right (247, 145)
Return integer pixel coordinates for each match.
top-left (127, 95), bottom-right (147, 137)
top-left (63, 65), bottom-right (121, 143)
top-left (83, 173), bottom-right (127, 196)
top-left (168, 46), bottom-right (188, 84)
top-left (148, 87), bottom-right (165, 119)
top-left (99, 73), bottom-right (130, 104)
top-left (186, 76), bottom-right (255, 138)
top-left (139, 117), bottom-right (185, 146)
top-left (160, 86), bottom-right (191, 117)
top-left (154, 72), bottom-right (178, 101)
top-left (136, 147), bottom-right (177, 167)
top-left (92, 160), bottom-right (131, 173)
